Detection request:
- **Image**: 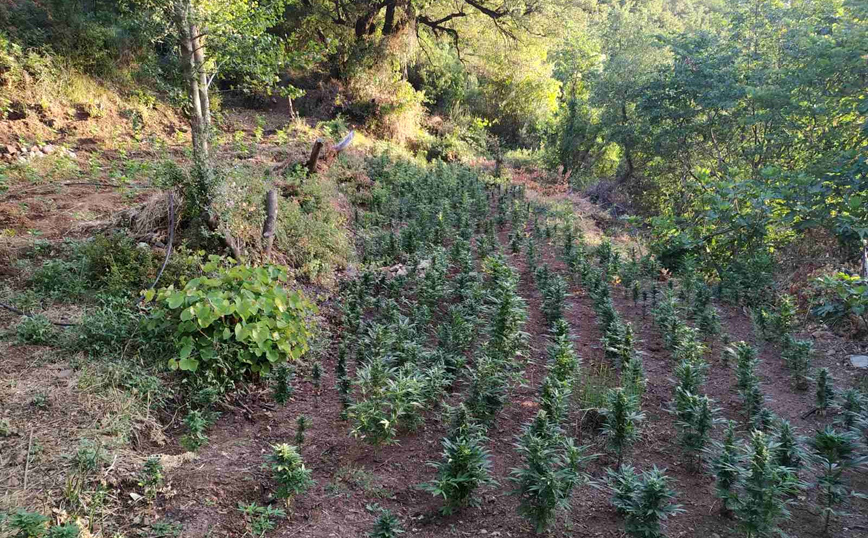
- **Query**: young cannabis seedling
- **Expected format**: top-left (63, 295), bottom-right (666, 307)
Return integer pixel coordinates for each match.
top-left (237, 502), bottom-right (285, 536)
top-left (295, 415), bottom-right (310, 446)
top-left (815, 367), bottom-right (835, 414)
top-left (367, 506), bottom-right (405, 538)
top-left (137, 456), bottom-right (165, 501)
top-left (272, 364), bottom-right (294, 405)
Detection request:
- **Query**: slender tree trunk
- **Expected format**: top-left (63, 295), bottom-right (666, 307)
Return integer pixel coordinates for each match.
top-left (190, 23), bottom-right (211, 156)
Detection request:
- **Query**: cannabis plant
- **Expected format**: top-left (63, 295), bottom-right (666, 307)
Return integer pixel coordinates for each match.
top-left (421, 433), bottom-right (496, 514)
top-left (781, 336), bottom-right (812, 390)
top-left (773, 419), bottom-right (804, 485)
top-left (620, 467), bottom-right (683, 538)
top-left (674, 392), bottom-right (718, 469)
top-left (601, 388), bottom-right (645, 467)
top-left (272, 364), bottom-right (295, 405)
top-left (466, 355), bottom-right (510, 424)
top-left (809, 426), bottom-right (868, 533)
top-left (708, 420), bottom-right (741, 515)
top-left (816, 368), bottom-right (835, 413)
top-left (367, 507), bottom-right (405, 538)
top-left (836, 388), bottom-right (865, 430)
top-left (509, 413), bottom-right (593, 533)
top-left (267, 443), bottom-right (314, 502)
top-left (295, 415), bottom-right (310, 446)
top-left (607, 464), bottom-right (641, 515)
top-left (733, 431), bottom-right (795, 538)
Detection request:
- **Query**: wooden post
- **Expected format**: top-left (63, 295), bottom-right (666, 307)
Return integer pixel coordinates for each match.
top-left (306, 138), bottom-right (324, 176)
top-left (263, 189), bottom-right (278, 258)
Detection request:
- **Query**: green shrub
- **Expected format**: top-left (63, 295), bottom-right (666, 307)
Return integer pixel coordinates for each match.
top-left (267, 444), bottom-right (314, 502)
top-left (812, 273), bottom-right (868, 336)
top-left (81, 233), bottom-right (154, 296)
top-left (211, 165), bottom-right (351, 283)
top-left (29, 259), bottom-right (86, 300)
top-left (15, 314), bottom-right (55, 344)
top-left (65, 295), bottom-right (144, 357)
top-left (144, 260), bottom-right (317, 381)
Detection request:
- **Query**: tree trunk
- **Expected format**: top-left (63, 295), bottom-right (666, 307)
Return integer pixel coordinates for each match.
top-left (190, 23), bottom-right (211, 154)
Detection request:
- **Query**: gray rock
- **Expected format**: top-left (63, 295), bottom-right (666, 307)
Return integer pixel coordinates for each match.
top-left (849, 355), bottom-right (868, 369)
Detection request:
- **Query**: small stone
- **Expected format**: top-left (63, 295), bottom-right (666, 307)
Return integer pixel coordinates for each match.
top-left (849, 355), bottom-right (868, 369)
top-left (826, 349), bottom-right (837, 357)
top-left (56, 369), bottom-right (74, 379)
top-left (42, 144), bottom-right (56, 154)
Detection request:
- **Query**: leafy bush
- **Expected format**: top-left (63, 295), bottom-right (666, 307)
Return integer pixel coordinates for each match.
top-left (29, 259), bottom-right (86, 300)
top-left (65, 295), bottom-right (145, 357)
top-left (15, 314), bottom-right (55, 345)
top-left (267, 444), bottom-right (314, 502)
top-left (145, 260), bottom-right (317, 380)
top-left (812, 273), bottom-right (868, 335)
top-left (80, 233), bottom-right (155, 296)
